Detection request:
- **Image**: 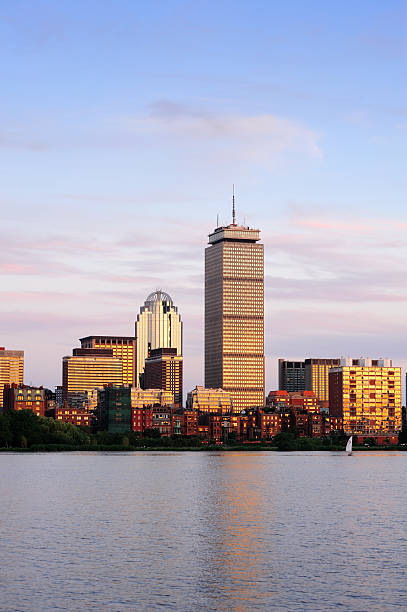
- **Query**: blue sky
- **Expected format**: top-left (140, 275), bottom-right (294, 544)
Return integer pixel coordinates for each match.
top-left (1, 0), bottom-right (406, 396)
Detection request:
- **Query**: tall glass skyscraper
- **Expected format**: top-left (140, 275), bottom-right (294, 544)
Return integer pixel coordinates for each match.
top-left (205, 217), bottom-right (264, 413)
top-left (135, 291), bottom-right (183, 387)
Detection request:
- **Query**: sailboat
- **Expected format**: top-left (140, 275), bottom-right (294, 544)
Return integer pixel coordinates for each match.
top-left (346, 436), bottom-right (353, 456)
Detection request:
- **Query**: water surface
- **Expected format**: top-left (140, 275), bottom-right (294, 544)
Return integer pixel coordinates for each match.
top-left (1, 451), bottom-right (406, 610)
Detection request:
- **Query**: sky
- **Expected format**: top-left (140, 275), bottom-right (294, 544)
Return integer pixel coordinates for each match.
top-left (1, 0), bottom-right (406, 399)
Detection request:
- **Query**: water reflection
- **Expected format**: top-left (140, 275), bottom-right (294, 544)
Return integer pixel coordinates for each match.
top-left (1, 451), bottom-right (407, 611)
top-left (196, 453), bottom-right (273, 609)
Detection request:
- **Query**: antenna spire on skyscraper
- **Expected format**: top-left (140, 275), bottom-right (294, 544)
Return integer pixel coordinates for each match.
top-left (232, 184), bottom-right (236, 225)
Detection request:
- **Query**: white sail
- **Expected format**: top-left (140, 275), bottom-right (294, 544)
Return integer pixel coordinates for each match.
top-left (346, 436), bottom-right (353, 454)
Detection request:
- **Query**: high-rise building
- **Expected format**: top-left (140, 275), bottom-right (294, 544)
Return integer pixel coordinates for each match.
top-left (186, 386), bottom-right (233, 415)
top-left (329, 358), bottom-right (401, 436)
top-left (80, 336), bottom-right (136, 386)
top-left (135, 291), bottom-right (182, 387)
top-left (144, 348), bottom-right (183, 407)
top-left (0, 347), bottom-right (24, 408)
top-left (62, 348), bottom-right (123, 402)
top-left (305, 358), bottom-right (340, 405)
top-left (205, 204), bottom-right (264, 413)
top-left (278, 359), bottom-right (305, 392)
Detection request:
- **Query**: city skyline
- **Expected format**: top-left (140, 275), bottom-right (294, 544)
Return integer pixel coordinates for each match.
top-left (1, 1), bottom-right (406, 398)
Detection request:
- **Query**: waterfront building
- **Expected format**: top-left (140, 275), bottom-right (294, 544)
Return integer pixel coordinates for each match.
top-left (3, 384), bottom-right (45, 416)
top-left (0, 347), bottom-right (24, 408)
top-left (144, 348), bottom-right (183, 407)
top-left (266, 390), bottom-right (318, 412)
top-left (329, 358), bottom-right (401, 436)
top-left (62, 348), bottom-right (123, 402)
top-left (80, 336), bottom-right (136, 386)
top-left (259, 411), bottom-right (282, 439)
top-left (278, 359), bottom-right (305, 392)
top-left (182, 409), bottom-right (198, 436)
top-left (186, 386), bottom-right (233, 414)
top-left (50, 406), bottom-right (91, 428)
top-left (266, 390), bottom-right (290, 410)
top-left (205, 204), bottom-right (264, 412)
top-left (304, 358), bottom-right (340, 406)
top-left (135, 291), bottom-right (182, 388)
top-left (97, 385), bottom-right (174, 433)
top-left (289, 391), bottom-right (319, 413)
top-left (101, 385), bottom-right (132, 434)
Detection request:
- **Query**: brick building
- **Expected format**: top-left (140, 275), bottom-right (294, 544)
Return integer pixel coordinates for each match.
top-left (3, 384), bottom-right (46, 417)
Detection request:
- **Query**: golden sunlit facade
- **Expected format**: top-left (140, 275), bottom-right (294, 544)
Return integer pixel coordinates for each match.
top-left (205, 224), bottom-right (264, 413)
top-left (329, 359), bottom-right (401, 435)
top-left (130, 387), bottom-right (174, 408)
top-left (62, 353), bottom-right (123, 401)
top-left (0, 348), bottom-right (24, 408)
top-left (305, 358), bottom-right (340, 403)
top-left (186, 386), bottom-right (233, 414)
top-left (80, 336), bottom-right (136, 385)
top-left (135, 291), bottom-right (182, 387)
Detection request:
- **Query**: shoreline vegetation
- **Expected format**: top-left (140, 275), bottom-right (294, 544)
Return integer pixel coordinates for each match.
top-left (1, 410), bottom-right (405, 453)
top-left (1, 444), bottom-right (406, 453)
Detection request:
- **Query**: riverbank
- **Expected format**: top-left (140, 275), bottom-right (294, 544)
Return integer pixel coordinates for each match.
top-left (0, 443), bottom-right (405, 452)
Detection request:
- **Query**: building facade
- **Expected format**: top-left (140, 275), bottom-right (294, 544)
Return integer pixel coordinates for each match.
top-left (62, 348), bottom-right (123, 401)
top-left (0, 348), bottom-right (24, 408)
top-left (305, 358), bottom-right (340, 405)
top-left (205, 221), bottom-right (264, 412)
top-left (3, 384), bottom-right (46, 416)
top-left (144, 348), bottom-right (183, 407)
top-left (267, 390), bottom-right (319, 413)
top-left (135, 291), bottom-right (182, 388)
top-left (51, 406), bottom-right (91, 428)
top-left (186, 386), bottom-right (233, 415)
top-left (80, 336), bottom-right (136, 386)
top-left (329, 358), bottom-right (401, 436)
top-left (278, 359), bottom-right (305, 392)
top-left (98, 385), bottom-right (175, 433)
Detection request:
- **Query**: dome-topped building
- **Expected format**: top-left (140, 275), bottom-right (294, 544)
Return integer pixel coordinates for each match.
top-left (135, 290), bottom-right (183, 387)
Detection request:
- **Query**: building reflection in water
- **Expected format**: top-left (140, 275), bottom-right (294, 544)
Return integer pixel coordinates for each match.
top-left (195, 452), bottom-right (276, 609)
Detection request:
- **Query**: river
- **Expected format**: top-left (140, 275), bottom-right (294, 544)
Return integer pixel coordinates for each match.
top-left (1, 451), bottom-right (406, 611)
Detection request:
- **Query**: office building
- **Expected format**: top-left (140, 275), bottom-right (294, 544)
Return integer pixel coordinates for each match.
top-left (305, 358), bottom-right (340, 405)
top-left (62, 348), bottom-right (123, 402)
top-left (329, 358), bottom-right (401, 436)
top-left (100, 385), bottom-right (132, 434)
top-left (3, 384), bottom-right (45, 417)
top-left (186, 386), bottom-right (233, 415)
top-left (80, 336), bottom-right (136, 386)
top-left (205, 204), bottom-right (264, 412)
top-left (144, 348), bottom-right (183, 407)
top-left (278, 359), bottom-right (305, 392)
top-left (135, 290), bottom-right (182, 387)
top-left (0, 347), bottom-right (24, 408)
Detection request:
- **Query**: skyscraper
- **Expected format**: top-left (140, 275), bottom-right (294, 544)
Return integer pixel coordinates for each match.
top-left (278, 359), bottom-right (306, 392)
top-left (135, 291), bottom-right (182, 387)
top-left (305, 358), bottom-right (340, 406)
top-left (80, 336), bottom-right (136, 386)
top-left (205, 201), bottom-right (264, 413)
top-left (144, 348), bottom-right (183, 407)
top-left (62, 348), bottom-right (123, 401)
top-left (0, 347), bottom-right (24, 408)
